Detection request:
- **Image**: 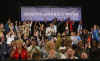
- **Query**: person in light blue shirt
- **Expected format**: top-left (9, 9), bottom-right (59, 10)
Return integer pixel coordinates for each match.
top-left (70, 32), bottom-right (81, 45)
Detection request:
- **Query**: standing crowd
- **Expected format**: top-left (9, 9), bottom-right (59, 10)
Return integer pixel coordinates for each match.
top-left (0, 17), bottom-right (100, 60)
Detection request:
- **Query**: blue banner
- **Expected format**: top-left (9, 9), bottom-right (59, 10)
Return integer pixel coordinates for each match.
top-left (21, 6), bottom-right (81, 21)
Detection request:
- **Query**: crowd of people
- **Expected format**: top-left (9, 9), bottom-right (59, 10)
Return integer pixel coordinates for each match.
top-left (0, 17), bottom-right (100, 60)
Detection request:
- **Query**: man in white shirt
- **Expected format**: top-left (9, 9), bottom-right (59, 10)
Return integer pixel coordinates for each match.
top-left (6, 31), bottom-right (15, 45)
top-left (46, 23), bottom-right (57, 40)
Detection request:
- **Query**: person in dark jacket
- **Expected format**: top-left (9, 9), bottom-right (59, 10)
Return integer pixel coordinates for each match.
top-left (0, 32), bottom-right (10, 60)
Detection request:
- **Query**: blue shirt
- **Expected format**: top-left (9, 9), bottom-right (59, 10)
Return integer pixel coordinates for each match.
top-left (93, 29), bottom-right (99, 41)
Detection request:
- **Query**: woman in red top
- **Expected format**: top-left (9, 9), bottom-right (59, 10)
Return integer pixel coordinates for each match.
top-left (10, 40), bottom-right (28, 60)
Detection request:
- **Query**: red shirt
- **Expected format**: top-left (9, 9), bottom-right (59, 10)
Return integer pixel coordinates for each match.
top-left (69, 21), bottom-right (73, 32)
top-left (87, 36), bottom-right (91, 43)
top-left (12, 48), bottom-right (28, 60)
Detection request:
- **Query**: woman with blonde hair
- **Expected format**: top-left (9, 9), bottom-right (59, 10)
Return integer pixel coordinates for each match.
top-left (46, 41), bottom-right (56, 52)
